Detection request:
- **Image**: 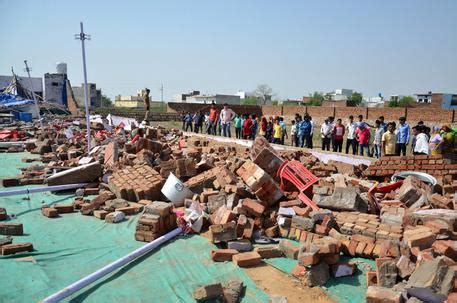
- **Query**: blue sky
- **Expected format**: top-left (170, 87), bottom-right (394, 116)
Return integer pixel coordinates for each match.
top-left (1, 0), bottom-right (456, 101)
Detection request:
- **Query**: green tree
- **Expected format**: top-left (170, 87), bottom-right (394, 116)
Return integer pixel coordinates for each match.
top-left (307, 92), bottom-right (324, 106)
top-left (242, 96), bottom-right (259, 105)
top-left (101, 95), bottom-right (113, 107)
top-left (398, 96), bottom-right (415, 107)
top-left (347, 91), bottom-right (363, 107)
top-left (388, 95), bottom-right (414, 107)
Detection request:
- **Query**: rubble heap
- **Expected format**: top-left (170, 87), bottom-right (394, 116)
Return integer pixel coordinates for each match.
top-left (1, 121), bottom-right (457, 303)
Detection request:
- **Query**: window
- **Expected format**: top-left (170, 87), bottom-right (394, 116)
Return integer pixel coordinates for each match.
top-left (51, 82), bottom-right (59, 86)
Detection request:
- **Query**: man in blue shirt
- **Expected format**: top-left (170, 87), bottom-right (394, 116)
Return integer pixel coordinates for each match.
top-left (299, 115), bottom-right (312, 148)
top-left (396, 116), bottom-right (410, 156)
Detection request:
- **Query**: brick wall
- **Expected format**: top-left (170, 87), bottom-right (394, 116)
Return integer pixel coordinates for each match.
top-left (283, 106), bottom-right (306, 117)
top-left (335, 107), bottom-right (368, 119)
top-left (364, 154), bottom-right (457, 184)
top-left (407, 108), bottom-right (454, 124)
top-left (167, 102), bottom-right (263, 117)
top-left (92, 108), bottom-right (181, 121)
top-left (367, 108), bottom-right (406, 121)
top-left (262, 105), bottom-right (281, 116)
top-left (114, 102), bottom-right (457, 125)
top-left (322, 101), bottom-right (347, 107)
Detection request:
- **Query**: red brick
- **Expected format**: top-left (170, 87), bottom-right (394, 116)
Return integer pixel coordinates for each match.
top-left (366, 286), bottom-right (401, 303)
top-left (241, 199), bottom-right (265, 217)
top-left (1, 243), bottom-right (33, 255)
top-left (291, 264), bottom-right (307, 278)
top-left (232, 251), bottom-right (262, 267)
top-left (366, 271), bottom-right (377, 287)
top-left (41, 207), bottom-right (58, 218)
top-left (279, 240), bottom-right (299, 259)
top-left (298, 251), bottom-right (320, 266)
top-left (255, 246), bottom-right (283, 259)
top-left (53, 204), bottom-right (74, 214)
top-left (211, 249), bottom-right (239, 262)
top-left (432, 240), bottom-right (457, 260)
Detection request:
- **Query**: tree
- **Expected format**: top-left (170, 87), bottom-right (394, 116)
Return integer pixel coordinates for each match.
top-left (101, 95), bottom-right (113, 107)
top-left (388, 95), bottom-right (414, 108)
top-left (398, 96), bottom-right (415, 107)
top-left (242, 96), bottom-right (259, 105)
top-left (254, 84), bottom-right (274, 105)
top-left (307, 92), bottom-right (324, 106)
top-left (347, 91), bottom-right (363, 107)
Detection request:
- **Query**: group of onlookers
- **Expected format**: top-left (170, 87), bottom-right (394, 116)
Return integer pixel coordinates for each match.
top-left (181, 103), bottom-right (456, 158)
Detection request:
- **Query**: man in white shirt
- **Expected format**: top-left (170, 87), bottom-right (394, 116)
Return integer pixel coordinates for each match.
top-left (413, 125), bottom-right (430, 155)
top-left (346, 115), bottom-right (357, 155)
top-left (220, 103), bottom-right (236, 137)
top-left (320, 119), bottom-right (333, 151)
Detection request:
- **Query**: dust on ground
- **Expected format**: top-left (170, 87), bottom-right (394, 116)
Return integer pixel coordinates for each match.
top-left (244, 263), bottom-right (335, 303)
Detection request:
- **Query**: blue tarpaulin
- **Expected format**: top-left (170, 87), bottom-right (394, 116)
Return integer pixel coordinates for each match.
top-left (0, 93), bottom-right (34, 108)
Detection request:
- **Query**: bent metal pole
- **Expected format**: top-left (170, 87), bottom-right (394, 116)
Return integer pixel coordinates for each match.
top-left (0, 183), bottom-right (88, 198)
top-left (41, 227), bottom-right (183, 303)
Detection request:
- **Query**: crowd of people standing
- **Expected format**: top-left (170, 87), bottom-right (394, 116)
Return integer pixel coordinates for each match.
top-left (181, 103), bottom-right (456, 158)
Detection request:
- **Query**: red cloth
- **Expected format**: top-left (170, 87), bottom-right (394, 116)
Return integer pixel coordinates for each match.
top-left (243, 118), bottom-right (253, 136)
top-left (209, 108), bottom-right (219, 122)
top-left (261, 119), bottom-right (267, 131)
top-left (333, 124), bottom-right (345, 141)
top-left (356, 127), bottom-right (371, 144)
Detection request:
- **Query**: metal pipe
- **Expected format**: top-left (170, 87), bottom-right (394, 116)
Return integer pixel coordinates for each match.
top-left (78, 21), bottom-right (91, 154)
top-left (42, 227), bottom-right (182, 303)
top-left (0, 183), bottom-right (88, 198)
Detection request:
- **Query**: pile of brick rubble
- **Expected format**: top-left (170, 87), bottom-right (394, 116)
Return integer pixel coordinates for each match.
top-left (0, 122), bottom-right (456, 303)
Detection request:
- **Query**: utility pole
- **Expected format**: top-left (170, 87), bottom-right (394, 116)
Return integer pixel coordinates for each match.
top-left (23, 60), bottom-right (43, 128)
top-left (75, 22), bottom-right (92, 153)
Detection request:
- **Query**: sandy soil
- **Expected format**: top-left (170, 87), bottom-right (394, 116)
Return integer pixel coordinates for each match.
top-left (244, 263), bottom-right (335, 303)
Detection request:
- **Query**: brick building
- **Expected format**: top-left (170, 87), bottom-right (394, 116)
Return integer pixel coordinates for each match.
top-left (415, 92), bottom-right (457, 109)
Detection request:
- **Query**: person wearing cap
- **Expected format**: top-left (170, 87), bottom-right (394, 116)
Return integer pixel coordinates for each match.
top-left (220, 103), bottom-right (236, 137)
top-left (396, 116), bottom-right (410, 156)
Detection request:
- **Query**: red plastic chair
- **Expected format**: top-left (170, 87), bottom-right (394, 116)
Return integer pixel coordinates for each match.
top-left (277, 160), bottom-right (320, 210)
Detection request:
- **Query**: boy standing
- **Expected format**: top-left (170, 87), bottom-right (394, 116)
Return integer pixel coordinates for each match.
top-left (382, 122), bottom-right (397, 156)
top-left (373, 120), bottom-right (385, 158)
top-left (332, 119), bottom-right (345, 153)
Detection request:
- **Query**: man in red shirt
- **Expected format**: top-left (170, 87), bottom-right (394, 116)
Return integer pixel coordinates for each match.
top-left (207, 103), bottom-right (219, 135)
top-left (242, 114), bottom-right (252, 139)
top-left (332, 118), bottom-right (345, 153)
top-left (355, 122), bottom-right (371, 156)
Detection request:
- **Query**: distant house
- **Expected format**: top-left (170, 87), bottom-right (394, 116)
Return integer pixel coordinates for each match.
top-left (415, 92), bottom-right (457, 109)
top-left (280, 99), bottom-right (302, 105)
top-left (45, 73), bottom-right (67, 106)
top-left (72, 83), bottom-right (101, 108)
top-left (331, 89), bottom-right (353, 101)
top-left (115, 90), bottom-right (154, 108)
top-left (185, 94), bottom-right (241, 105)
top-left (363, 96), bottom-right (385, 108)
